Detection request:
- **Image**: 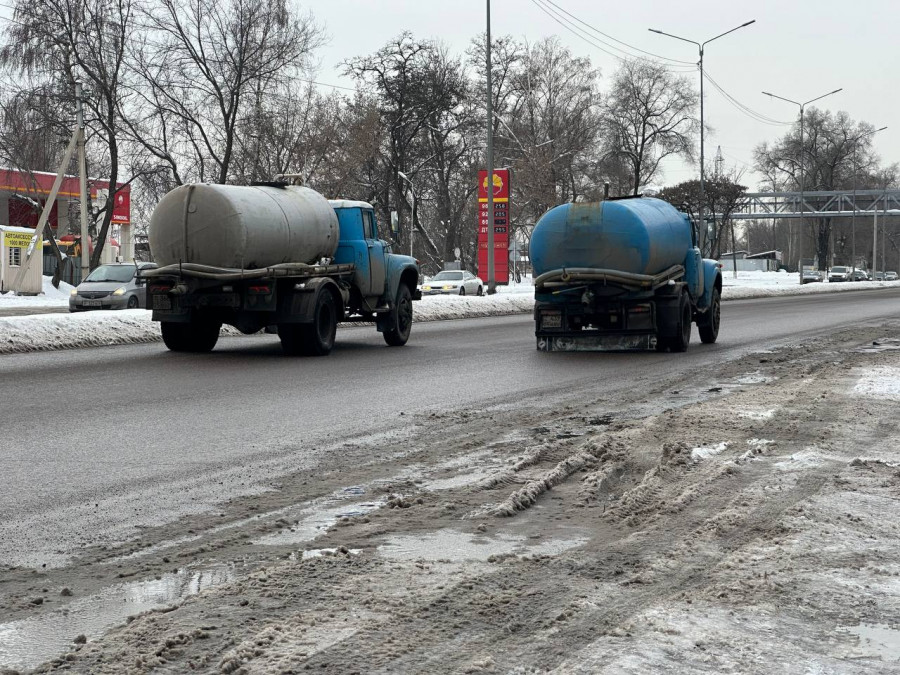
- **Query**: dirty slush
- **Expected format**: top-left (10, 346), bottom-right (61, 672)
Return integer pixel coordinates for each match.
top-left (3, 325), bottom-right (900, 674)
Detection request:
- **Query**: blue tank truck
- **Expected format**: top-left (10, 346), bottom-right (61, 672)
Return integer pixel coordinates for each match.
top-left (141, 182), bottom-right (420, 356)
top-left (529, 196), bottom-right (722, 352)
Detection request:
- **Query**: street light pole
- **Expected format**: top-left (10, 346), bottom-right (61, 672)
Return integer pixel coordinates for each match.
top-left (397, 171), bottom-right (416, 258)
top-left (850, 126), bottom-right (887, 278)
top-left (485, 0), bottom-right (496, 294)
top-left (763, 88), bottom-right (842, 283)
top-left (649, 20), bottom-right (755, 263)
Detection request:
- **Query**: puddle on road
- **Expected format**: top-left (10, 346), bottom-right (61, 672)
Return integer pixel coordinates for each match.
top-left (378, 528), bottom-right (586, 563)
top-left (839, 622), bottom-right (900, 662)
top-left (0, 563), bottom-right (236, 672)
top-left (857, 338), bottom-right (900, 354)
top-left (253, 495), bottom-right (385, 547)
top-left (421, 449), bottom-right (510, 491)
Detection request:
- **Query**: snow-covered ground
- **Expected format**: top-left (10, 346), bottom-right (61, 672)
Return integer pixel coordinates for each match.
top-left (2, 272), bottom-right (899, 355)
top-left (0, 276), bottom-right (75, 306)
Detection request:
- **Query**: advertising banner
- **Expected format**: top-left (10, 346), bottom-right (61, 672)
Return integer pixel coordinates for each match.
top-left (477, 169), bottom-right (510, 284)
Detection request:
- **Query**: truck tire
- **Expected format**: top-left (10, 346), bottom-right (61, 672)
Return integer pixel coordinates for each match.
top-left (698, 288), bottom-right (720, 344)
top-left (670, 292), bottom-right (692, 353)
top-left (161, 319), bottom-right (221, 353)
top-left (383, 284), bottom-right (413, 347)
top-left (279, 289), bottom-right (337, 356)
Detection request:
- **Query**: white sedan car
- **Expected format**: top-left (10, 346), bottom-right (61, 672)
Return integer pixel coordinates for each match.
top-left (420, 270), bottom-right (484, 296)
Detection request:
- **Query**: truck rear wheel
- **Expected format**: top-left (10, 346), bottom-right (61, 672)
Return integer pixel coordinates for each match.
top-left (383, 284), bottom-right (413, 347)
top-left (698, 288), bottom-right (721, 344)
top-left (670, 293), bottom-right (692, 353)
top-left (657, 292), bottom-right (691, 353)
top-left (279, 289), bottom-right (337, 356)
top-left (161, 319), bottom-right (221, 353)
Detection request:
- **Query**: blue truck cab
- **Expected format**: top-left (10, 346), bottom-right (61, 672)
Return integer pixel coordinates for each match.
top-left (330, 199), bottom-right (421, 314)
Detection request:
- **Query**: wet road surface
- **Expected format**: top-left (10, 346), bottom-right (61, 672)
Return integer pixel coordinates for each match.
top-left (2, 288), bottom-right (900, 566)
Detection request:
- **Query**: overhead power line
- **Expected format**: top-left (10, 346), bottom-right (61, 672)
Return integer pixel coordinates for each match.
top-left (703, 70), bottom-right (792, 127)
top-left (540, 0), bottom-right (695, 65)
top-left (529, 0), bottom-right (696, 73)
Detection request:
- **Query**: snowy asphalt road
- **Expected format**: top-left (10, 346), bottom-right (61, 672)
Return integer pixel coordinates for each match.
top-left (2, 287), bottom-right (900, 566)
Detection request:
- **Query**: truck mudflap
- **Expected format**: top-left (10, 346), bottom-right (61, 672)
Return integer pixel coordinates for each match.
top-left (537, 334), bottom-right (657, 352)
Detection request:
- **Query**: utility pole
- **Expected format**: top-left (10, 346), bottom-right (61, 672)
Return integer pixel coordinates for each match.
top-left (485, 0), bottom-right (496, 294)
top-left (76, 81), bottom-right (90, 280)
top-left (873, 193), bottom-right (879, 278)
top-left (12, 132), bottom-right (80, 293)
top-left (882, 188), bottom-right (887, 276)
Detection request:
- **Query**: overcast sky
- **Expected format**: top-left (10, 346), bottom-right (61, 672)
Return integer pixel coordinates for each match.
top-left (309, 0), bottom-right (897, 191)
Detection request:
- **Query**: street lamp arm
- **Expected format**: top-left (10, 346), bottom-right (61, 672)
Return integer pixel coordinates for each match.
top-left (647, 28), bottom-right (699, 49)
top-left (762, 91), bottom-right (801, 108)
top-left (803, 88), bottom-right (843, 107)
top-left (702, 19), bottom-right (755, 47)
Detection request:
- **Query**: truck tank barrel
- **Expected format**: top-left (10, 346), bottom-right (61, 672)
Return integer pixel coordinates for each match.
top-left (529, 198), bottom-right (692, 277)
top-left (149, 184), bottom-right (339, 269)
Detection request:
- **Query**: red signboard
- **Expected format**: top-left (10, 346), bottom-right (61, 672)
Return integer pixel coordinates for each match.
top-left (0, 168), bottom-right (131, 225)
top-left (477, 169), bottom-right (510, 284)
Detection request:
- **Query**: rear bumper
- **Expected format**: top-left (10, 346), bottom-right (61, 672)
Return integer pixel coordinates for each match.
top-left (537, 333), bottom-right (657, 352)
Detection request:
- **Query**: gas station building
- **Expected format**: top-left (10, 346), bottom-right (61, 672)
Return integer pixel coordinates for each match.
top-left (0, 166), bottom-right (132, 263)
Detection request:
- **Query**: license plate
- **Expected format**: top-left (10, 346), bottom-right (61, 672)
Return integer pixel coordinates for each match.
top-left (153, 295), bottom-right (172, 310)
top-left (542, 313), bottom-right (562, 328)
top-left (83, 299), bottom-right (101, 307)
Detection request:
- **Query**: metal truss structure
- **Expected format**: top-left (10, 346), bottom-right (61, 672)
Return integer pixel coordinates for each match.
top-left (726, 189), bottom-right (900, 220)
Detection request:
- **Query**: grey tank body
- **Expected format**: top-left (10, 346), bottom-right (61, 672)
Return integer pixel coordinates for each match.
top-left (149, 184), bottom-right (339, 268)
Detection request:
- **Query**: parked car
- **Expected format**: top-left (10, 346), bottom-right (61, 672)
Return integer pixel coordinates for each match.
top-left (801, 269), bottom-right (824, 284)
top-left (69, 262), bottom-right (158, 311)
top-left (828, 266), bottom-right (851, 282)
top-left (850, 269), bottom-right (870, 281)
top-left (873, 272), bottom-right (885, 281)
top-left (885, 271), bottom-right (899, 281)
top-left (420, 270), bottom-right (484, 296)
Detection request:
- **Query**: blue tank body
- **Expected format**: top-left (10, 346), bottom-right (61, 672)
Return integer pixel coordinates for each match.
top-left (529, 197), bottom-right (693, 277)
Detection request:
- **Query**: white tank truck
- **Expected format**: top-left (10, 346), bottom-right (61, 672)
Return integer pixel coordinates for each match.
top-left (142, 182), bottom-right (421, 356)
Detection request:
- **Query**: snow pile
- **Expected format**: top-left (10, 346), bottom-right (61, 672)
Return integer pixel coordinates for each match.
top-left (0, 276), bottom-right (74, 306)
top-left (415, 293), bottom-right (533, 321)
top-left (722, 270), bottom-right (900, 300)
top-left (0, 310), bottom-right (161, 354)
top-left (691, 442), bottom-right (728, 461)
top-left (0, 294), bottom-right (535, 355)
top-left (853, 366), bottom-right (900, 401)
top-left (1, 270), bottom-right (899, 356)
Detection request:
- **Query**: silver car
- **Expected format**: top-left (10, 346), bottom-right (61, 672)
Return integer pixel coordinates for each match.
top-left (69, 262), bottom-right (158, 311)
top-left (420, 270), bottom-right (484, 296)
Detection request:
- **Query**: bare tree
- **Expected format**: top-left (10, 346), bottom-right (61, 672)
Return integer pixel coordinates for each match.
top-left (601, 59), bottom-right (698, 195)
top-left (133, 0), bottom-right (325, 185)
top-left (344, 32), bottom-right (461, 261)
top-left (755, 109), bottom-right (897, 268)
top-left (657, 168), bottom-right (747, 258)
top-left (2, 0), bottom-right (138, 269)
